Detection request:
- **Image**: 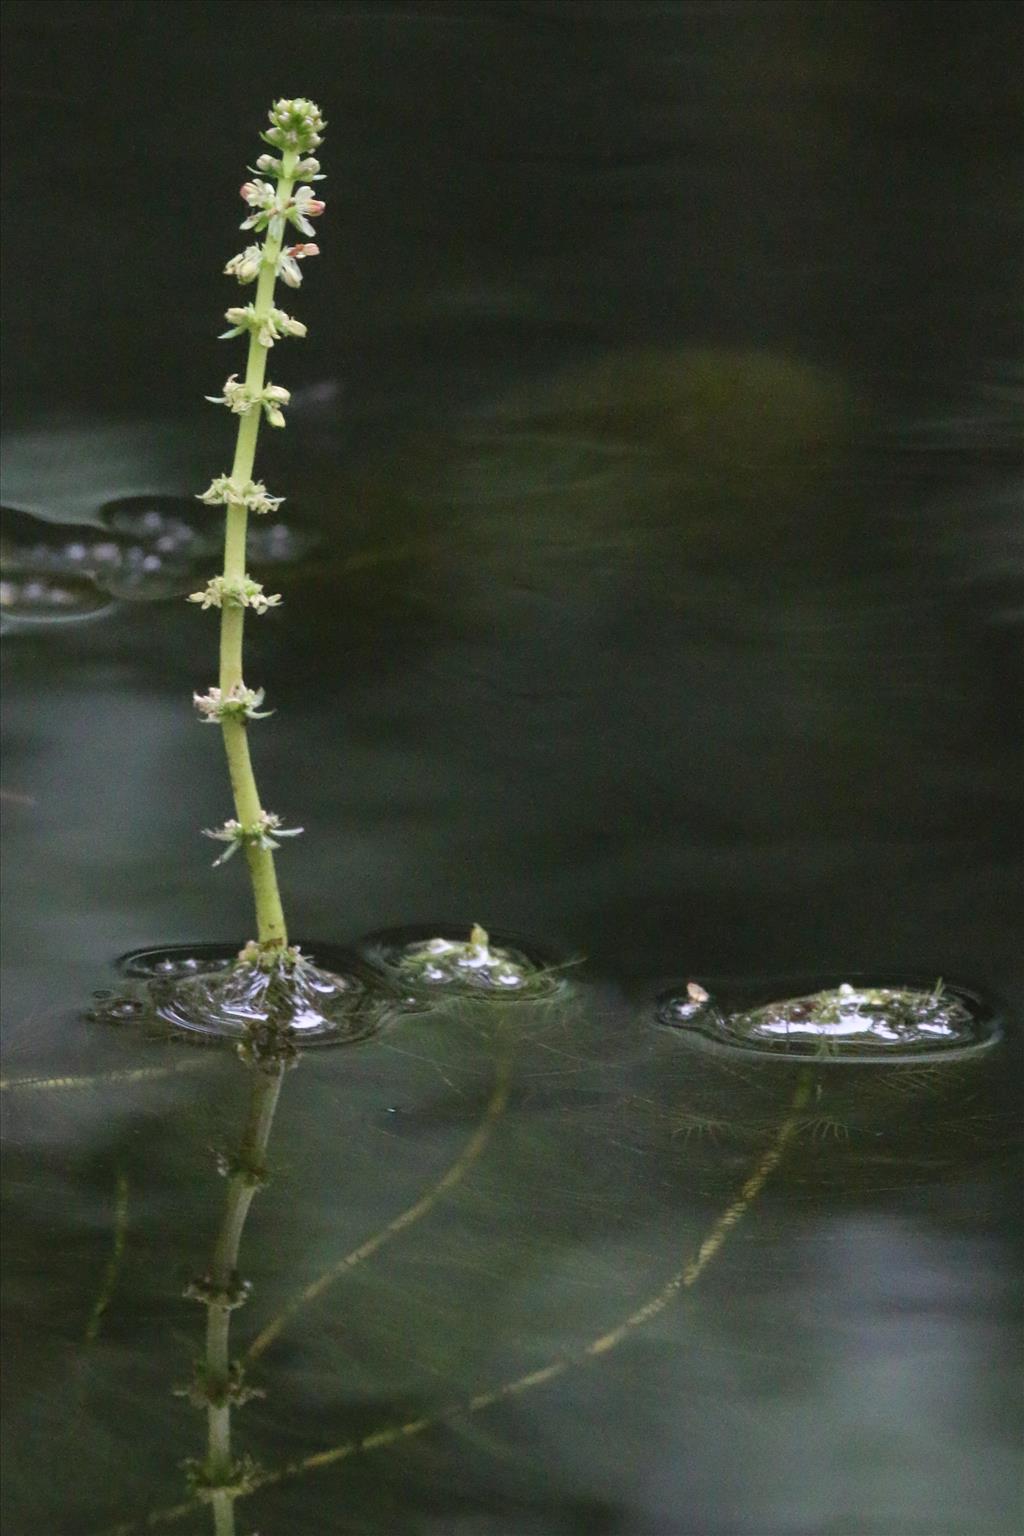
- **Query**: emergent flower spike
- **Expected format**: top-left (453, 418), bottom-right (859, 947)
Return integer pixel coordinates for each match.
top-left (191, 93), bottom-right (324, 937)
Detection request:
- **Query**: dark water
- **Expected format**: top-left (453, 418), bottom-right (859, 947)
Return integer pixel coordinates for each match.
top-left (2, 3), bottom-right (1022, 1533)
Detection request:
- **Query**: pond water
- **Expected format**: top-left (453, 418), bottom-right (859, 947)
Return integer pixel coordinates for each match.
top-left (2, 3), bottom-right (1022, 1534)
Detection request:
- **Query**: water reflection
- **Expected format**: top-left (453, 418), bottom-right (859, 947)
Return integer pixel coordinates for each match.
top-left (0, 500), bottom-right (314, 617)
top-left (0, 569), bottom-right (115, 628)
top-left (3, 975), bottom-right (1017, 1535)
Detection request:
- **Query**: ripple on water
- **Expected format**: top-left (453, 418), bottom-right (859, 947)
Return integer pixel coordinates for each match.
top-left (655, 976), bottom-right (1001, 1063)
top-left (92, 944), bottom-right (391, 1047)
top-left (357, 922), bottom-right (565, 1002)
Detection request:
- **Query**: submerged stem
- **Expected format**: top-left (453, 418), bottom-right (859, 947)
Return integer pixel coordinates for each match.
top-left (202, 1064), bottom-right (285, 1535)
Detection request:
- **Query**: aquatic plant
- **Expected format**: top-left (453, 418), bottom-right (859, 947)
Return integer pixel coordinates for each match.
top-left (193, 98), bottom-right (325, 969)
top-left (182, 97), bottom-right (327, 1536)
top-left (657, 977), bottom-right (996, 1062)
top-left (363, 921), bottom-right (566, 1000)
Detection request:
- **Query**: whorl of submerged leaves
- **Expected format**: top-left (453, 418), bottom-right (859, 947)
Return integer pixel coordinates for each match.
top-left (659, 979), bottom-right (996, 1061)
top-left (367, 923), bottom-right (566, 1001)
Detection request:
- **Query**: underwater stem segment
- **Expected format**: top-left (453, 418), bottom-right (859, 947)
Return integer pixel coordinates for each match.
top-left (188, 1062), bottom-right (284, 1536)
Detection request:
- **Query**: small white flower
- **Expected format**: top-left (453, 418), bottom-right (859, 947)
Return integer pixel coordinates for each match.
top-left (251, 153), bottom-right (324, 183)
top-left (286, 186), bottom-right (326, 237)
top-left (204, 374), bottom-right (250, 414)
top-left (256, 308), bottom-right (307, 347)
top-left (246, 583), bottom-right (283, 614)
top-left (270, 306), bottom-right (307, 341)
top-left (240, 179), bottom-right (276, 210)
top-left (256, 382), bottom-right (291, 427)
top-left (195, 477), bottom-right (284, 513)
top-left (203, 818), bottom-right (245, 865)
top-left (277, 243), bottom-right (320, 289)
top-left (197, 475), bottom-right (235, 506)
top-left (202, 809), bottom-right (303, 865)
top-left (222, 375), bottom-right (251, 412)
top-left (187, 576), bottom-right (282, 612)
top-left (188, 580), bottom-right (223, 610)
top-left (193, 683), bottom-right (272, 724)
top-left (224, 246), bottom-right (264, 284)
top-left (221, 305), bottom-right (306, 348)
top-left (219, 304), bottom-right (257, 339)
top-left (239, 179), bottom-right (286, 234)
top-left (243, 480), bottom-right (285, 514)
top-left (251, 810), bottom-right (304, 851)
top-left (204, 379), bottom-right (290, 426)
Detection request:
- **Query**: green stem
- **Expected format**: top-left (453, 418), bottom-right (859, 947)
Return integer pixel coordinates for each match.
top-left (216, 159), bottom-right (297, 951)
top-left (204, 1064), bottom-right (285, 1536)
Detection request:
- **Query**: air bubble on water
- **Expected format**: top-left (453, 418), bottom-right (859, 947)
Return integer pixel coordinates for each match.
top-left (667, 998), bottom-right (704, 1024)
top-left (656, 978), bottom-right (1000, 1062)
top-left (95, 944), bottom-right (388, 1046)
top-left (357, 923), bottom-right (564, 1002)
top-left (120, 947), bottom-right (235, 980)
top-left (96, 998), bottom-right (145, 1023)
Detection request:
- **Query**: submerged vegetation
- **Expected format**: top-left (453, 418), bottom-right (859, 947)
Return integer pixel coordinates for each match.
top-left (658, 978), bottom-right (997, 1061)
top-left (361, 922), bottom-right (568, 1002)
